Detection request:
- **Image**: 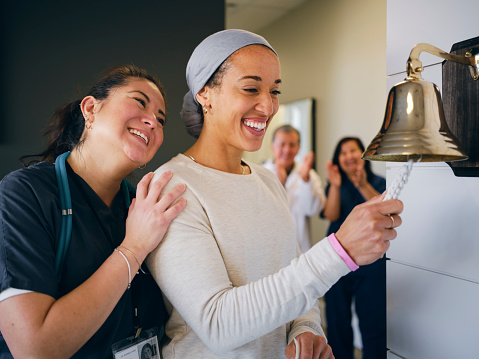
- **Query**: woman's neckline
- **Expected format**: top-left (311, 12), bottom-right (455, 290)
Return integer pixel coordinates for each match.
top-left (182, 152), bottom-right (250, 175)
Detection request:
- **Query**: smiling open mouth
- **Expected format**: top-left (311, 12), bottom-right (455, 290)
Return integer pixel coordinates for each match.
top-left (243, 119), bottom-right (267, 131)
top-left (129, 129), bottom-right (148, 144)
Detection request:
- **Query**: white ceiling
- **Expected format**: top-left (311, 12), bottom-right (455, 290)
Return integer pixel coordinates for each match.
top-left (225, 0), bottom-right (310, 33)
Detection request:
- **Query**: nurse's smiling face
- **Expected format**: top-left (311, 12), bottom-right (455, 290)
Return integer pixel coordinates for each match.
top-left (82, 78), bottom-right (166, 167)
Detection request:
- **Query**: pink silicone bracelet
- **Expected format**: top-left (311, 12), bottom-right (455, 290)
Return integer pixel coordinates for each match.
top-left (328, 233), bottom-right (359, 271)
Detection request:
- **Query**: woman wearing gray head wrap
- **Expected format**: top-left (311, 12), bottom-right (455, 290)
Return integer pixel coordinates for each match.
top-left (147, 29), bottom-right (403, 359)
top-left (180, 29), bottom-right (277, 138)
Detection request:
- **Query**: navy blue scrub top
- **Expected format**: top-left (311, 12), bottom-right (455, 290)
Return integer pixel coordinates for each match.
top-left (0, 162), bottom-right (167, 358)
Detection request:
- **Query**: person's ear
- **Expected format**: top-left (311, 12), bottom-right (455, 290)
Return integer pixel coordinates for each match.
top-left (195, 86), bottom-right (210, 108)
top-left (80, 96), bottom-right (100, 119)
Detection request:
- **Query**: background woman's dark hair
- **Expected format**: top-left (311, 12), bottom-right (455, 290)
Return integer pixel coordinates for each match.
top-left (331, 137), bottom-right (374, 181)
top-left (20, 64), bottom-right (165, 166)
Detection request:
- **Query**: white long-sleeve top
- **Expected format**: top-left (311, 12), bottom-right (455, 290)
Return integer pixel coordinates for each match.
top-left (146, 154), bottom-right (350, 358)
top-left (263, 160), bottom-right (326, 252)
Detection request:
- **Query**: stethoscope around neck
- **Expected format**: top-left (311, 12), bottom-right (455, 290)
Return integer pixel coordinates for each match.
top-left (54, 151), bottom-right (133, 281)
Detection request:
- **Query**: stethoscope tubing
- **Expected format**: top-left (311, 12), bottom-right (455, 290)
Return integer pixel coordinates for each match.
top-left (53, 152), bottom-right (132, 282)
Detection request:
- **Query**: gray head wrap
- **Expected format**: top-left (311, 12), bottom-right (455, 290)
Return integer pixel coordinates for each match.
top-left (180, 29), bottom-right (277, 138)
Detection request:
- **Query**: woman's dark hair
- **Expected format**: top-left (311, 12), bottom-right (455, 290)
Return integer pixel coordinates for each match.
top-left (21, 64), bottom-right (165, 166)
top-left (331, 137), bottom-right (374, 181)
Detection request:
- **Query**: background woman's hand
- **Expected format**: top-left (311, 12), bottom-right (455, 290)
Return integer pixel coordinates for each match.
top-left (349, 161), bottom-right (367, 189)
top-left (285, 332), bottom-right (334, 359)
top-left (123, 171), bottom-right (186, 259)
top-left (325, 161), bottom-right (341, 188)
top-left (335, 193), bottom-right (403, 266)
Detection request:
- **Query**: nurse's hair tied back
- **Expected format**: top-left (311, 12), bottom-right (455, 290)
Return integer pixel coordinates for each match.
top-left (20, 65), bottom-right (165, 166)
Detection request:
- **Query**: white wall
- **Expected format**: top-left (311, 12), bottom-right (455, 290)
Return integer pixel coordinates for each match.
top-left (385, 0), bottom-right (479, 357)
top-left (257, 0), bottom-right (387, 243)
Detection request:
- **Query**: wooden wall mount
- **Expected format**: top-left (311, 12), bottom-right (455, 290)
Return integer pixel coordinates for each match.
top-left (443, 36), bottom-right (479, 177)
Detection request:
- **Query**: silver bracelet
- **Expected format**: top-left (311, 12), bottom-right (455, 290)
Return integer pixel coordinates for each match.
top-left (115, 248), bottom-right (131, 290)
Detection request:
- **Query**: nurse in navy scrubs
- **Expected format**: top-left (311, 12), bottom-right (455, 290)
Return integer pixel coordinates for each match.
top-left (0, 65), bottom-right (186, 358)
top-left (321, 137), bottom-right (387, 359)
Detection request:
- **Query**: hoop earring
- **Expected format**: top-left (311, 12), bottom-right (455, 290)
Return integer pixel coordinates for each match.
top-left (86, 120), bottom-right (92, 130)
top-left (139, 164), bottom-right (146, 169)
top-left (203, 106), bottom-right (208, 114)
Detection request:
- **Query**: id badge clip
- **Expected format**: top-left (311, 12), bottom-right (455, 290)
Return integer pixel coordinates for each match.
top-left (112, 327), bottom-right (162, 359)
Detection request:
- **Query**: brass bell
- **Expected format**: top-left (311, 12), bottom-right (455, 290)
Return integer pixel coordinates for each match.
top-left (362, 76), bottom-right (468, 162)
top-left (362, 42), bottom-right (479, 163)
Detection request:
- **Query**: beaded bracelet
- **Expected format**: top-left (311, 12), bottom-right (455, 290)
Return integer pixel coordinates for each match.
top-left (115, 248), bottom-right (131, 290)
top-left (118, 245), bottom-right (146, 274)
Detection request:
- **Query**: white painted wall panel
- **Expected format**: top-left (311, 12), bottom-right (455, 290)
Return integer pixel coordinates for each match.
top-left (387, 0), bottom-right (479, 75)
top-left (387, 261), bottom-right (479, 358)
top-left (386, 162), bottom-right (479, 282)
top-left (386, 1), bottom-right (479, 357)
top-left (387, 351), bottom-right (403, 359)
top-left (386, 64), bottom-right (443, 94)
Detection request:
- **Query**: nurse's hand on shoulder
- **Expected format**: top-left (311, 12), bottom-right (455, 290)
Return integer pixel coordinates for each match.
top-left (124, 171), bottom-right (186, 258)
top-left (335, 192), bottom-right (403, 266)
top-left (285, 332), bottom-right (334, 359)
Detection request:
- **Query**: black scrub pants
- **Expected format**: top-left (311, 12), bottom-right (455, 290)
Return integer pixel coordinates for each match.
top-left (324, 258), bottom-right (386, 359)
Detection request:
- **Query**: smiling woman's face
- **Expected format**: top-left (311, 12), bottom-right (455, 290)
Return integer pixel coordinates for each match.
top-left (83, 78), bottom-right (166, 167)
top-left (198, 45), bottom-right (282, 153)
top-left (338, 140), bottom-right (364, 175)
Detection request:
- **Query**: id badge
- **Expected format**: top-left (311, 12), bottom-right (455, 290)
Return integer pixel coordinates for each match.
top-left (112, 327), bottom-right (162, 359)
